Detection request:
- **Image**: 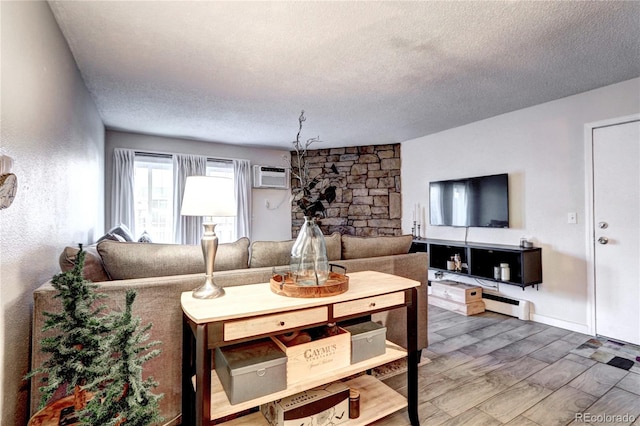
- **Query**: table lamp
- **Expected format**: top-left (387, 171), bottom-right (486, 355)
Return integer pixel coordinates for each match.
top-left (180, 176), bottom-right (235, 299)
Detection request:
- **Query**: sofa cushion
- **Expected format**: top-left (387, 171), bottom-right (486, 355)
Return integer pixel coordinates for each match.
top-left (59, 244), bottom-right (110, 282)
top-left (249, 232), bottom-right (341, 268)
top-left (97, 237), bottom-right (250, 280)
top-left (341, 234), bottom-right (413, 260)
top-left (324, 232), bottom-right (341, 261)
top-left (216, 237), bottom-right (250, 270)
top-left (249, 239), bottom-right (295, 268)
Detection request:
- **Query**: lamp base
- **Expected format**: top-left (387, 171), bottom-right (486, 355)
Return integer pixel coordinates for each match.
top-left (192, 223), bottom-right (225, 299)
top-left (192, 277), bottom-right (225, 299)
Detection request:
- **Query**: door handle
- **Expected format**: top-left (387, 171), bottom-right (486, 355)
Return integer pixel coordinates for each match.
top-left (598, 236), bottom-right (609, 245)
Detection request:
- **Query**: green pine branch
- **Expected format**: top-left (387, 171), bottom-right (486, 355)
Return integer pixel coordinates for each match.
top-left (81, 290), bottom-right (163, 426)
top-left (25, 246), bottom-right (111, 408)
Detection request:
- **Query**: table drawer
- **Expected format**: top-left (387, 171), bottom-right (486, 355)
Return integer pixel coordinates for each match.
top-left (333, 291), bottom-right (405, 318)
top-left (224, 306), bottom-right (328, 341)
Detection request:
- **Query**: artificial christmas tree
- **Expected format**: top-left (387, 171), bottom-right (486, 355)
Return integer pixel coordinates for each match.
top-left (26, 245), bottom-right (110, 411)
top-left (26, 247), bottom-right (163, 425)
top-left (81, 290), bottom-right (163, 426)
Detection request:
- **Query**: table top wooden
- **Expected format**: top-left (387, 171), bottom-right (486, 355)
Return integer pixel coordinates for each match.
top-left (181, 270), bottom-right (419, 324)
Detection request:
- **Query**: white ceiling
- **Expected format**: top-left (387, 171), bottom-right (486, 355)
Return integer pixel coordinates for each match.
top-left (48, 1), bottom-right (640, 150)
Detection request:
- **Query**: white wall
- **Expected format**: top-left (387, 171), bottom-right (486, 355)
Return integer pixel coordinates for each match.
top-left (105, 131), bottom-right (292, 242)
top-left (402, 78), bottom-right (640, 333)
top-left (0, 2), bottom-right (105, 424)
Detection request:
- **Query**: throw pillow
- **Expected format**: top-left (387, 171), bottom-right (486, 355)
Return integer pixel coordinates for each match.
top-left (97, 223), bottom-right (135, 242)
top-left (137, 231), bottom-right (153, 243)
top-left (341, 234), bottom-right (413, 260)
top-left (59, 245), bottom-right (110, 282)
top-left (97, 232), bottom-right (126, 243)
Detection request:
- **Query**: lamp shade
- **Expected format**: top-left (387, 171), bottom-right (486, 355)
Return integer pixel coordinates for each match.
top-left (180, 175), bottom-right (235, 217)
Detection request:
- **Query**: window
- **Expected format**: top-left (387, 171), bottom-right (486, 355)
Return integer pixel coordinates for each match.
top-left (133, 154), bottom-right (236, 244)
top-left (134, 155), bottom-right (174, 243)
top-left (206, 160), bottom-right (235, 243)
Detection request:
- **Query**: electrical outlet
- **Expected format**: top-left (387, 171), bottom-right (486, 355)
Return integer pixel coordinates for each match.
top-left (568, 212), bottom-right (577, 224)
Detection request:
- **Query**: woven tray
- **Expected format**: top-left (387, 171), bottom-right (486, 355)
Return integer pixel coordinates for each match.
top-left (270, 272), bottom-right (349, 298)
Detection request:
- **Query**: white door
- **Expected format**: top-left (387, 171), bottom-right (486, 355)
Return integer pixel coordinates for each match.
top-left (593, 119), bottom-right (640, 345)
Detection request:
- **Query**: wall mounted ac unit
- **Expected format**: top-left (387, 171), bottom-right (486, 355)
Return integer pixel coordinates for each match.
top-left (253, 165), bottom-right (289, 189)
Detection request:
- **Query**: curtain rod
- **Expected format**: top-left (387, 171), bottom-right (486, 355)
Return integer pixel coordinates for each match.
top-left (133, 149), bottom-right (236, 163)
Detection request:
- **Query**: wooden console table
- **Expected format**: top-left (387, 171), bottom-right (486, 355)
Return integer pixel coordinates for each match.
top-left (181, 270), bottom-right (421, 425)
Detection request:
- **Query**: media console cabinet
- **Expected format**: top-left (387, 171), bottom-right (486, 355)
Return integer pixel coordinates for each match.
top-left (411, 239), bottom-right (542, 290)
top-left (181, 270), bottom-right (421, 425)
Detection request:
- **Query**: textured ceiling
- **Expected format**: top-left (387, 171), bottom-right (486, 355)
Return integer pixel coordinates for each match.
top-left (48, 1), bottom-right (640, 149)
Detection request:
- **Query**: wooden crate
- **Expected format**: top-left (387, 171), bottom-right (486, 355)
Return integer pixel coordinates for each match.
top-left (428, 294), bottom-right (485, 316)
top-left (271, 328), bottom-right (351, 383)
top-left (431, 281), bottom-right (482, 304)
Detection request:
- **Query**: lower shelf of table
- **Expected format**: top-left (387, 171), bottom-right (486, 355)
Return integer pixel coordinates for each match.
top-left (220, 374), bottom-right (407, 426)
top-left (201, 341), bottom-right (408, 421)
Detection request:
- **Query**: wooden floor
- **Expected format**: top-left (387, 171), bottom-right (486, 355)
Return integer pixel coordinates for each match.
top-left (375, 305), bottom-right (640, 426)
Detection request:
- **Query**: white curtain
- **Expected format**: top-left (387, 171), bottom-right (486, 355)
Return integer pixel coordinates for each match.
top-left (173, 154), bottom-right (207, 244)
top-left (233, 159), bottom-right (252, 240)
top-left (111, 148), bottom-right (136, 230)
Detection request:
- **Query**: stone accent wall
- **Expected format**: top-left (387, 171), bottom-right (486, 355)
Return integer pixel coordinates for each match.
top-left (292, 144), bottom-right (402, 237)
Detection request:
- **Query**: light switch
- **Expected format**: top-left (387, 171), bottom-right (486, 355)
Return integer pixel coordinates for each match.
top-left (568, 212), bottom-right (577, 224)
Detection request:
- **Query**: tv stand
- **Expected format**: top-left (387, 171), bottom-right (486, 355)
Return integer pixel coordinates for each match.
top-left (411, 239), bottom-right (542, 290)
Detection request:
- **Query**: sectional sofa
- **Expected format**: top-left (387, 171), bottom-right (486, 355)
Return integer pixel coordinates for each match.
top-left (30, 233), bottom-right (428, 424)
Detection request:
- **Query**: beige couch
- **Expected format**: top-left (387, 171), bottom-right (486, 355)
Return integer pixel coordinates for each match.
top-left (30, 234), bottom-right (428, 424)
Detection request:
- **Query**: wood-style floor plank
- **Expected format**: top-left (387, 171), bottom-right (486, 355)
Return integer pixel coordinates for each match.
top-left (522, 385), bottom-right (597, 426)
top-left (374, 305), bottom-right (640, 426)
top-left (568, 362), bottom-right (629, 397)
top-left (477, 380), bottom-right (552, 423)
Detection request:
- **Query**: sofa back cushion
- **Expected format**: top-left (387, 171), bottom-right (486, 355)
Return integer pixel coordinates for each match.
top-left (97, 237), bottom-right (249, 280)
top-left (59, 245), bottom-right (110, 282)
top-left (324, 232), bottom-right (341, 261)
top-left (249, 232), bottom-right (341, 268)
top-left (341, 234), bottom-right (413, 260)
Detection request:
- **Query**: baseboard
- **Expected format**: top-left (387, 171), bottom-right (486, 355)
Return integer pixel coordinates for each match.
top-left (429, 283), bottom-right (593, 335)
top-left (529, 313), bottom-right (592, 335)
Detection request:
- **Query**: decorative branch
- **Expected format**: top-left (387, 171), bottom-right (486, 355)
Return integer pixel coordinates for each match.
top-left (284, 111), bottom-right (343, 221)
top-left (290, 110), bottom-right (321, 198)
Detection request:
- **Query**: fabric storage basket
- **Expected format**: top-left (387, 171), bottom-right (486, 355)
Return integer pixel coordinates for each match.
top-left (343, 321), bottom-right (386, 364)
top-left (215, 338), bottom-right (287, 405)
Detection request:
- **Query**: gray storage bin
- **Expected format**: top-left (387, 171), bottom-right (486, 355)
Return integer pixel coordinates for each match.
top-left (215, 338), bottom-right (287, 405)
top-left (343, 321), bottom-right (386, 364)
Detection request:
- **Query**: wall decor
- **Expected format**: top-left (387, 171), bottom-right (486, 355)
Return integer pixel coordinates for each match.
top-left (0, 155), bottom-right (17, 210)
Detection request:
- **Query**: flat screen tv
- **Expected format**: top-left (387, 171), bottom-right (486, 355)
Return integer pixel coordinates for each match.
top-left (429, 173), bottom-right (509, 228)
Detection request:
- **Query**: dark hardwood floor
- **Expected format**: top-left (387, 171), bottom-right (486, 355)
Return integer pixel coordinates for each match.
top-left (376, 305), bottom-right (640, 425)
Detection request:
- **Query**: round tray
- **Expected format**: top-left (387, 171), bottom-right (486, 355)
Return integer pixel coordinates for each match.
top-left (270, 272), bottom-right (349, 298)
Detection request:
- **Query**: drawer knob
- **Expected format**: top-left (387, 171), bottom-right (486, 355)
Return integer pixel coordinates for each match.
top-left (256, 368), bottom-right (266, 377)
top-left (369, 302), bottom-right (376, 308)
top-left (278, 321), bottom-right (285, 326)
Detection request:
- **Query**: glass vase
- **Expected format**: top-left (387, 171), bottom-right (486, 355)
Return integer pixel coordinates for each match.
top-left (290, 216), bottom-right (329, 286)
